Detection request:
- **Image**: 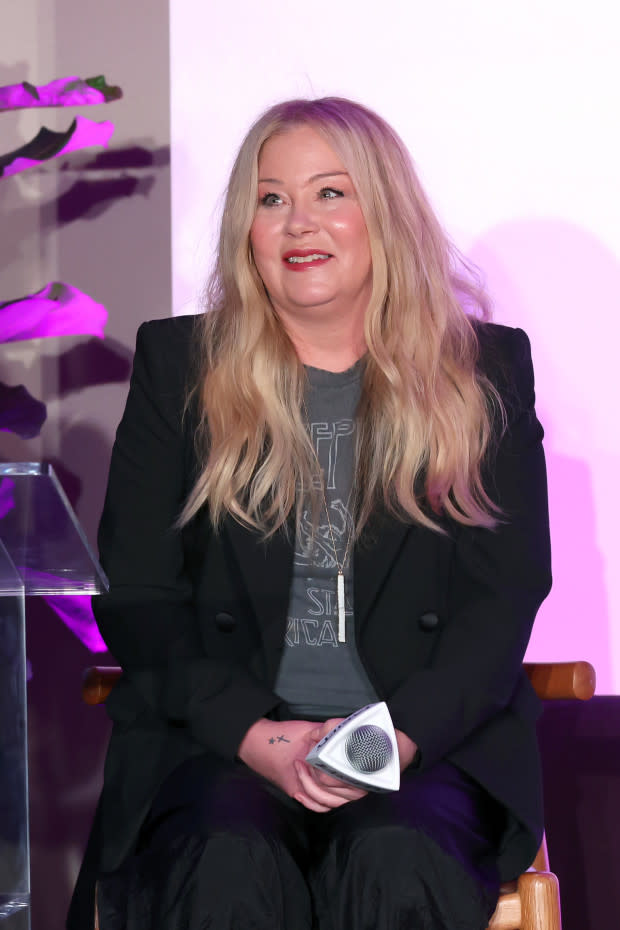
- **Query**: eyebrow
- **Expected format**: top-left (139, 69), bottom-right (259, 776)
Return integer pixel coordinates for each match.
top-left (257, 171), bottom-right (350, 184)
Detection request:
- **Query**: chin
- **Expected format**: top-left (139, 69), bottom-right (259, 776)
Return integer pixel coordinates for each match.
top-left (284, 287), bottom-right (339, 307)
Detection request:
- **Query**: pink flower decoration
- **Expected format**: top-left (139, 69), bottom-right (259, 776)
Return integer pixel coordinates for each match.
top-left (0, 282), bottom-right (107, 342)
top-left (1, 115), bottom-right (115, 179)
top-left (0, 75), bottom-right (121, 111)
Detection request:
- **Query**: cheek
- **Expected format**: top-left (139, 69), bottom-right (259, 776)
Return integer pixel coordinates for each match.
top-left (250, 222), bottom-right (280, 293)
top-left (330, 209), bottom-right (371, 258)
top-left (249, 219), bottom-right (267, 258)
top-left (249, 221), bottom-right (275, 277)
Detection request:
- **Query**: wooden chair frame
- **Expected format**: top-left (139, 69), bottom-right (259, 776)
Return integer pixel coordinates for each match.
top-left (83, 660), bottom-right (596, 930)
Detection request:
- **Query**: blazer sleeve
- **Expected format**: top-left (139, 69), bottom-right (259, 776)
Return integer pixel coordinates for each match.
top-left (387, 326), bottom-right (552, 769)
top-left (93, 319), bottom-right (283, 759)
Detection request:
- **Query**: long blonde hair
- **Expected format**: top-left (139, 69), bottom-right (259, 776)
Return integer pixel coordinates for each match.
top-left (179, 97), bottom-right (502, 536)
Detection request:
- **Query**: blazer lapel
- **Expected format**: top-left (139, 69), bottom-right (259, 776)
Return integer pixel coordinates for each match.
top-left (354, 508), bottom-right (413, 630)
top-left (223, 515), bottom-right (294, 675)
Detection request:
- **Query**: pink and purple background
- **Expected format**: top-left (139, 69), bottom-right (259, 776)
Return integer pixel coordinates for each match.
top-left (169, 1), bottom-right (620, 694)
top-left (2, 3), bottom-right (619, 927)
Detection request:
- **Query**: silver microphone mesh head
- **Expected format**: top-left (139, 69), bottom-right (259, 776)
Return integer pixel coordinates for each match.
top-left (345, 724), bottom-right (393, 773)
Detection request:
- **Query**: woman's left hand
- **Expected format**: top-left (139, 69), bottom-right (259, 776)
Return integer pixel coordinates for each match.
top-left (293, 718), bottom-right (368, 809)
top-left (293, 760), bottom-right (369, 810)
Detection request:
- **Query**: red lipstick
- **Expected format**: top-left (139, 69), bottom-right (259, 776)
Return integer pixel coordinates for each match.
top-left (282, 248), bottom-right (332, 271)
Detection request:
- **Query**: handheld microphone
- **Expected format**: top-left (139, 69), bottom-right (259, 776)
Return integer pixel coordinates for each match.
top-left (305, 702), bottom-right (400, 792)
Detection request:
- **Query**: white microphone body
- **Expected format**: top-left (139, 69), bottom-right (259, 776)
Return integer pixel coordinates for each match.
top-left (304, 702), bottom-right (400, 793)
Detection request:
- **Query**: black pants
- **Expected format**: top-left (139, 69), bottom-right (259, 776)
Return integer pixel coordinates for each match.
top-left (97, 754), bottom-right (503, 930)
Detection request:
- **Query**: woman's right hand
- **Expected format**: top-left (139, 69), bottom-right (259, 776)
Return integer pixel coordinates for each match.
top-left (237, 717), bottom-right (367, 812)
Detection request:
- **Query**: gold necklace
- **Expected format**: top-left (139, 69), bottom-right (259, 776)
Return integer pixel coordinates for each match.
top-left (302, 400), bottom-right (354, 644)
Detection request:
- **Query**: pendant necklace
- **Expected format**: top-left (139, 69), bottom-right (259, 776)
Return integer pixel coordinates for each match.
top-left (303, 400), bottom-right (354, 644)
top-left (322, 490), bottom-right (353, 644)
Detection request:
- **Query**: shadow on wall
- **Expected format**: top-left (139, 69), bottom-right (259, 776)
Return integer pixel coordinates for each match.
top-left (534, 431), bottom-right (611, 686)
top-left (0, 144), bottom-right (170, 270)
top-left (47, 337), bottom-right (133, 397)
top-left (468, 219), bottom-right (618, 692)
top-left (50, 145), bottom-right (170, 227)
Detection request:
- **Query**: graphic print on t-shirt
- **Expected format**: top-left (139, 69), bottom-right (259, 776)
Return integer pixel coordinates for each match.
top-left (295, 419), bottom-right (354, 571)
top-left (295, 498), bottom-right (352, 569)
top-left (275, 365), bottom-right (378, 716)
top-left (284, 585), bottom-right (354, 648)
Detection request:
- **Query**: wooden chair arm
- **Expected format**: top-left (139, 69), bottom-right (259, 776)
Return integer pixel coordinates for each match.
top-left (523, 661), bottom-right (596, 701)
top-left (488, 872), bottom-right (561, 930)
top-left (517, 871), bottom-right (561, 930)
top-left (82, 666), bottom-right (122, 705)
top-left (83, 660), bottom-right (597, 705)
top-left (488, 888), bottom-right (521, 929)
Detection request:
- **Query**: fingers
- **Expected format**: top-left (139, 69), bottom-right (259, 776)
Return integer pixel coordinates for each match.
top-left (307, 769), bottom-right (367, 799)
top-left (293, 793), bottom-right (333, 813)
top-left (310, 770), bottom-right (364, 793)
top-left (294, 761), bottom-right (366, 808)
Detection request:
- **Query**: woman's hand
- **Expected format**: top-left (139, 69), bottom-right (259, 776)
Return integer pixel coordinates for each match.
top-left (394, 729), bottom-right (418, 771)
top-left (237, 717), bottom-right (367, 812)
top-left (297, 718), bottom-right (369, 808)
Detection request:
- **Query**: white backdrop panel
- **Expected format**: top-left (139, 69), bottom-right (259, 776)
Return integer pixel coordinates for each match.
top-left (170, 0), bottom-right (620, 692)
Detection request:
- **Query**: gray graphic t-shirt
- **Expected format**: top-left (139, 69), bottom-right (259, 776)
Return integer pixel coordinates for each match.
top-left (274, 359), bottom-right (379, 718)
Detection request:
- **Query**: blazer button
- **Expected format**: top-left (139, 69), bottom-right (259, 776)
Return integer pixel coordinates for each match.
top-left (419, 612), bottom-right (440, 631)
top-left (215, 612), bottom-right (236, 632)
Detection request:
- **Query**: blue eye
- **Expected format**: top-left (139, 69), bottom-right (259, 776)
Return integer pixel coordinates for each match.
top-left (320, 187), bottom-right (344, 199)
top-left (260, 192), bottom-right (282, 207)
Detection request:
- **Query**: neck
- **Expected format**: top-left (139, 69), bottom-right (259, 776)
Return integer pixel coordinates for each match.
top-left (278, 307), bottom-right (367, 372)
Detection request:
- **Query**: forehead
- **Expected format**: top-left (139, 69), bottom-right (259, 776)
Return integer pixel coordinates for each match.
top-left (257, 125), bottom-right (347, 179)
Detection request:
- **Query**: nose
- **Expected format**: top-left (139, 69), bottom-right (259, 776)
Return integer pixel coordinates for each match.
top-left (285, 200), bottom-right (319, 236)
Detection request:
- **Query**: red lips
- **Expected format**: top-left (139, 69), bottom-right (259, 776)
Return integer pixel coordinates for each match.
top-left (281, 248), bottom-right (333, 271)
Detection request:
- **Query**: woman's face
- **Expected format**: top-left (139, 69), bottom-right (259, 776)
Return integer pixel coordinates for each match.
top-left (250, 126), bottom-right (373, 330)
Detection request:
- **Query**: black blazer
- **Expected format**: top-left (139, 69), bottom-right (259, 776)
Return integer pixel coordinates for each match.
top-left (72, 315), bottom-right (551, 924)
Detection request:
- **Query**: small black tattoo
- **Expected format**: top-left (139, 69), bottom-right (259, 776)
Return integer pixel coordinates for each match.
top-left (276, 735), bottom-right (290, 743)
top-left (268, 737), bottom-right (276, 744)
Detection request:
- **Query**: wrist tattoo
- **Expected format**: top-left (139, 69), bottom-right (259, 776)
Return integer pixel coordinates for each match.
top-left (268, 735), bottom-right (291, 744)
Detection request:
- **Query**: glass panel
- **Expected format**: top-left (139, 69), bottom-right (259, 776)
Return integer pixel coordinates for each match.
top-left (0, 541), bottom-right (29, 929)
top-left (0, 463), bottom-right (108, 595)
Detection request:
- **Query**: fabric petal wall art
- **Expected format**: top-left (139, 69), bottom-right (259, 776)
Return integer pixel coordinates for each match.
top-left (0, 75), bottom-right (122, 111)
top-left (0, 282), bottom-right (107, 342)
top-left (0, 115), bottom-right (115, 178)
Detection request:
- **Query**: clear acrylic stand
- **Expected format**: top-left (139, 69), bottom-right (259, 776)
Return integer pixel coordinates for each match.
top-left (0, 463), bottom-right (108, 929)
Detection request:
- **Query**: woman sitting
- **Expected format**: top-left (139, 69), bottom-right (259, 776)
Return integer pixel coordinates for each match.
top-left (70, 96), bottom-right (551, 930)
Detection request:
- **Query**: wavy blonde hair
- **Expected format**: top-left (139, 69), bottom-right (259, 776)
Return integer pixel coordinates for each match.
top-left (180, 97), bottom-right (503, 536)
